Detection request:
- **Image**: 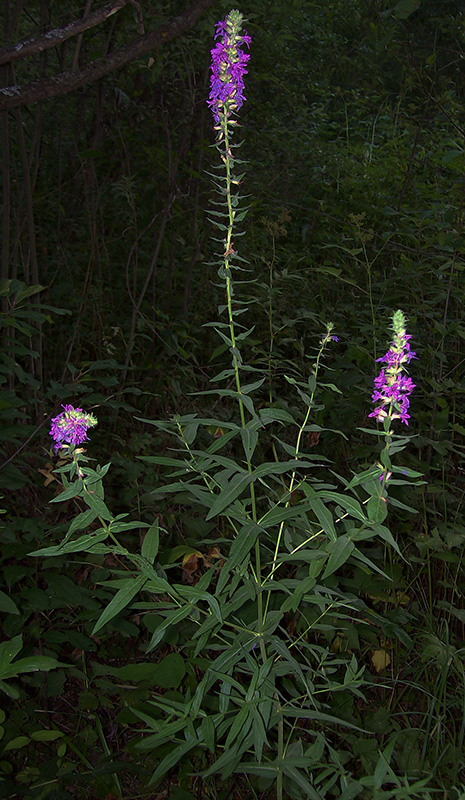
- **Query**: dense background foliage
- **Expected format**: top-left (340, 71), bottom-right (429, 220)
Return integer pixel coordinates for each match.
top-left (1, 0), bottom-right (465, 797)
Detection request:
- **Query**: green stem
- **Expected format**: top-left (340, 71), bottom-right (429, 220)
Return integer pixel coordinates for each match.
top-left (222, 121), bottom-right (246, 428)
top-left (275, 692), bottom-right (284, 800)
top-left (268, 235), bottom-right (276, 404)
top-left (265, 327), bottom-right (334, 607)
top-left (220, 115), bottom-right (264, 657)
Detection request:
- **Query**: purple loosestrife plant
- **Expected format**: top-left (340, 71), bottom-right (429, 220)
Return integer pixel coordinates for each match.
top-left (49, 404), bottom-right (97, 453)
top-left (207, 9), bottom-right (266, 658)
top-left (367, 310), bottom-right (419, 494)
top-left (369, 310), bottom-right (416, 427)
top-left (205, 9), bottom-right (251, 428)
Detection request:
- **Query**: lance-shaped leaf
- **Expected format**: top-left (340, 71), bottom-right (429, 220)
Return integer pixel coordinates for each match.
top-left (92, 574), bottom-right (148, 635)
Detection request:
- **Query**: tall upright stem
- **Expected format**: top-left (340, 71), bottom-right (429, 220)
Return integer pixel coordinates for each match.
top-left (222, 122), bottom-right (246, 427)
top-left (219, 114), bottom-right (265, 658)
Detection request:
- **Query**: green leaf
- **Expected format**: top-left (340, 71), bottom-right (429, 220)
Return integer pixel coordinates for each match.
top-left (201, 742), bottom-right (241, 779)
top-left (280, 576), bottom-right (317, 613)
top-left (201, 717), bottom-right (216, 753)
top-left (251, 706), bottom-right (268, 761)
top-left (0, 591), bottom-right (19, 615)
top-left (0, 680), bottom-right (19, 699)
top-left (0, 279), bottom-right (12, 296)
top-left (142, 519), bottom-right (160, 564)
top-left (391, 465), bottom-right (423, 478)
top-left (1, 656), bottom-right (59, 679)
top-left (236, 762), bottom-right (278, 778)
top-left (140, 455), bottom-right (186, 467)
top-left (92, 574), bottom-right (148, 635)
top-left (224, 705), bottom-right (253, 751)
top-left (30, 529), bottom-right (109, 556)
top-left (393, 0), bottom-right (419, 19)
top-left (175, 585), bottom-right (222, 623)
top-left (206, 471), bottom-right (251, 521)
top-left (117, 652), bottom-right (186, 688)
top-left (66, 508), bottom-right (99, 537)
top-left (227, 522), bottom-right (261, 572)
top-left (3, 736), bottom-right (30, 751)
top-left (301, 485), bottom-right (336, 540)
top-left (30, 730), bottom-right (64, 742)
top-left (147, 605), bottom-right (192, 652)
top-left (346, 467), bottom-right (382, 490)
top-left (259, 502), bottom-right (311, 528)
top-left (322, 535), bottom-right (354, 579)
top-left (387, 496), bottom-right (418, 514)
top-left (322, 492), bottom-right (368, 523)
top-left (259, 407), bottom-right (297, 426)
top-left (152, 652), bottom-right (186, 688)
top-left (116, 662), bottom-right (164, 683)
top-left (83, 491), bottom-right (113, 521)
top-left (49, 480), bottom-right (84, 503)
top-left (0, 635), bottom-right (22, 669)
top-left (241, 377), bottom-right (265, 394)
top-left (371, 524), bottom-right (403, 557)
top-left (14, 284), bottom-right (45, 303)
top-left (109, 518), bottom-right (143, 533)
top-left (148, 739), bottom-right (197, 786)
top-left (279, 763), bottom-right (323, 799)
top-left (240, 427), bottom-right (258, 462)
top-left (276, 550), bottom-right (327, 565)
top-left (366, 495), bottom-right (388, 524)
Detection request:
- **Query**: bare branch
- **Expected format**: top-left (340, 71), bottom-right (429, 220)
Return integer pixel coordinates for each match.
top-left (0, 0), bottom-right (216, 109)
top-left (0, 0), bottom-right (131, 67)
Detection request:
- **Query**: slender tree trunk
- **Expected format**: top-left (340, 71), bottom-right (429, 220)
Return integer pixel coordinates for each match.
top-left (1, 0), bottom-right (12, 308)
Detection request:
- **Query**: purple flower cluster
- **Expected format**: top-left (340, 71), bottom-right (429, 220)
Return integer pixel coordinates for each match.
top-left (369, 310), bottom-right (416, 426)
top-left (207, 9), bottom-right (251, 124)
top-left (49, 404), bottom-right (97, 453)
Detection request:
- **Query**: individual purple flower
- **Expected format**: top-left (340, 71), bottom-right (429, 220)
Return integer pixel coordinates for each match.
top-left (320, 323), bottom-right (337, 347)
top-left (49, 404), bottom-right (98, 453)
top-left (369, 310), bottom-right (416, 426)
top-left (376, 463), bottom-right (392, 483)
top-left (207, 9), bottom-right (251, 124)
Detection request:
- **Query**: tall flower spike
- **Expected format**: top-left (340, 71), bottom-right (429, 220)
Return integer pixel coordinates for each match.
top-left (207, 9), bottom-right (251, 124)
top-left (50, 404), bottom-right (98, 453)
top-left (369, 310), bottom-right (416, 426)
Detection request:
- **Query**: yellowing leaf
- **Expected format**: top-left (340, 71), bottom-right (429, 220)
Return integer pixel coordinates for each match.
top-left (372, 649), bottom-right (391, 673)
top-left (38, 464), bottom-right (58, 487)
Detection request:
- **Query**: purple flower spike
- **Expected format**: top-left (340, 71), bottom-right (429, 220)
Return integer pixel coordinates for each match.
top-left (50, 404), bottom-right (98, 453)
top-left (207, 9), bottom-right (251, 124)
top-left (369, 310), bottom-right (416, 426)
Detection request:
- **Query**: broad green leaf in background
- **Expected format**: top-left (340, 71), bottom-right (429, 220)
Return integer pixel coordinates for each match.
top-left (0, 590), bottom-right (19, 615)
top-left (0, 635), bottom-right (60, 698)
top-left (393, 0), bottom-right (420, 20)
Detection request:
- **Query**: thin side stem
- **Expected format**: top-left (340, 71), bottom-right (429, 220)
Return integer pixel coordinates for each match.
top-left (266, 328), bottom-right (334, 590)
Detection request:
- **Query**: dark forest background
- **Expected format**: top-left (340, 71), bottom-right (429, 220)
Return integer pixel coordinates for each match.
top-left (1, 0), bottom-right (465, 798)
